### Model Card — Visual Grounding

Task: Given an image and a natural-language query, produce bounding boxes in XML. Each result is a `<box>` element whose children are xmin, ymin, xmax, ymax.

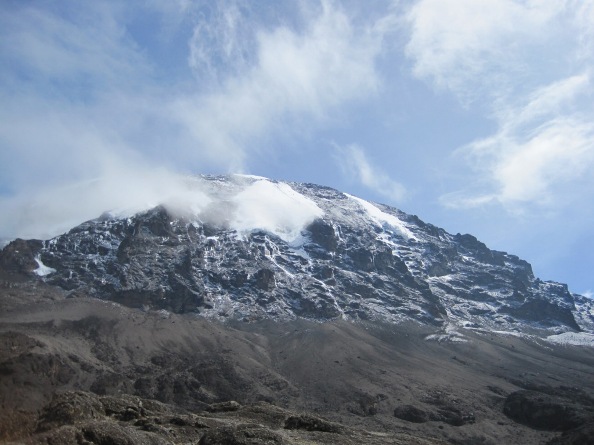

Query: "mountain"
<box><xmin>1</xmin><ymin>175</ymin><xmax>594</xmax><ymax>445</ymax></box>
<box><xmin>2</xmin><ymin>174</ymin><xmax>593</xmax><ymax>336</ymax></box>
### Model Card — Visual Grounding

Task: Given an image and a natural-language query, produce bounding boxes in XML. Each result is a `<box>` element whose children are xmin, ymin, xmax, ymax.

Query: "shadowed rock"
<box><xmin>394</xmin><ymin>405</ymin><xmax>429</xmax><ymax>423</ymax></box>
<box><xmin>284</xmin><ymin>414</ymin><xmax>343</xmax><ymax>433</ymax></box>
<box><xmin>503</xmin><ymin>390</ymin><xmax>589</xmax><ymax>431</ymax></box>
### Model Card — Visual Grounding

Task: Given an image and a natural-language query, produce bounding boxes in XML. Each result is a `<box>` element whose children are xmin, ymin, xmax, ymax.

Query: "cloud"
<box><xmin>230</xmin><ymin>179</ymin><xmax>323</xmax><ymax>243</ymax></box>
<box><xmin>0</xmin><ymin>172</ymin><xmax>323</xmax><ymax>245</ymax></box>
<box><xmin>174</xmin><ymin>0</ymin><xmax>389</xmax><ymax>169</ymax></box>
<box><xmin>499</xmin><ymin>73</ymin><xmax>591</xmax><ymax>131</ymax></box>
<box><xmin>0</xmin><ymin>1</ymin><xmax>158</xmax><ymax>193</ymax></box>
<box><xmin>0</xmin><ymin>0</ymin><xmax>397</xmax><ymax>240</ymax></box>
<box><xmin>441</xmin><ymin>74</ymin><xmax>594</xmax><ymax>209</ymax></box>
<box><xmin>0</xmin><ymin>167</ymin><xmax>212</xmax><ymax>241</ymax></box>
<box><xmin>0</xmin><ymin>3</ymin><xmax>148</xmax><ymax>92</ymax></box>
<box><xmin>334</xmin><ymin>144</ymin><xmax>406</xmax><ymax>202</ymax></box>
<box><xmin>405</xmin><ymin>0</ymin><xmax>565</xmax><ymax>100</ymax></box>
<box><xmin>1</xmin><ymin>0</ymin><xmax>393</xmax><ymax>183</ymax></box>
<box><xmin>405</xmin><ymin>1</ymin><xmax>594</xmax><ymax>213</ymax></box>
<box><xmin>187</xmin><ymin>0</ymin><xmax>257</xmax><ymax>83</ymax></box>
<box><xmin>493</xmin><ymin>119</ymin><xmax>594</xmax><ymax>205</ymax></box>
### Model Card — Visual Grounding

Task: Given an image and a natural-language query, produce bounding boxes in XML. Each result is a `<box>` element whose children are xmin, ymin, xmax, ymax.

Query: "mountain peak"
<box><xmin>1</xmin><ymin>175</ymin><xmax>592</xmax><ymax>338</ymax></box>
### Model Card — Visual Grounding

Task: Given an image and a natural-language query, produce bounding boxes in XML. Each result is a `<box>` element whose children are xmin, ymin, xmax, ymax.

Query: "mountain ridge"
<box><xmin>1</xmin><ymin>174</ymin><xmax>592</xmax><ymax>339</ymax></box>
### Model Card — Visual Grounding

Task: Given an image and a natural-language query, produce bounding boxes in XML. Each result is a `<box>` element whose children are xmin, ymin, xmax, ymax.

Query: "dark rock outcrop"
<box><xmin>394</xmin><ymin>404</ymin><xmax>475</xmax><ymax>426</ymax></box>
<box><xmin>503</xmin><ymin>390</ymin><xmax>590</xmax><ymax>431</ymax></box>
<box><xmin>284</xmin><ymin>414</ymin><xmax>343</xmax><ymax>433</ymax></box>
<box><xmin>207</xmin><ymin>400</ymin><xmax>242</xmax><ymax>413</ymax></box>
<box><xmin>199</xmin><ymin>425</ymin><xmax>286</xmax><ymax>445</ymax></box>
<box><xmin>393</xmin><ymin>405</ymin><xmax>429</xmax><ymax>423</ymax></box>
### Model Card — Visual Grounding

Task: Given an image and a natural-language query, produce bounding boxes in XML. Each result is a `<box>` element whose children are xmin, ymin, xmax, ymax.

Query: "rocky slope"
<box><xmin>1</xmin><ymin>175</ymin><xmax>592</xmax><ymax>336</ymax></box>
<box><xmin>1</xmin><ymin>295</ymin><xmax>593</xmax><ymax>445</ymax></box>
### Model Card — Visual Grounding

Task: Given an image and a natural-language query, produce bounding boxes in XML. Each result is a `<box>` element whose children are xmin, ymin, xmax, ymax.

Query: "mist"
<box><xmin>0</xmin><ymin>172</ymin><xmax>324</xmax><ymax>248</ymax></box>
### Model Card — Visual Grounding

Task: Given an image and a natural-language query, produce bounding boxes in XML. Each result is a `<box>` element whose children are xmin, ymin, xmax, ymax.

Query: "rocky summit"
<box><xmin>2</xmin><ymin>175</ymin><xmax>592</xmax><ymax>334</ymax></box>
<box><xmin>1</xmin><ymin>175</ymin><xmax>593</xmax><ymax>445</ymax></box>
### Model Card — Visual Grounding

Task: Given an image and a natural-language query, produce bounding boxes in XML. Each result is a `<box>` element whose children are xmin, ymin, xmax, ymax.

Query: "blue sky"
<box><xmin>1</xmin><ymin>0</ymin><xmax>593</xmax><ymax>297</ymax></box>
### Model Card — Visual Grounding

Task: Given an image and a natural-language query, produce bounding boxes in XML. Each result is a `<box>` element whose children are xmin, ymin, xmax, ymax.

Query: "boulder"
<box><xmin>503</xmin><ymin>390</ymin><xmax>587</xmax><ymax>431</ymax></box>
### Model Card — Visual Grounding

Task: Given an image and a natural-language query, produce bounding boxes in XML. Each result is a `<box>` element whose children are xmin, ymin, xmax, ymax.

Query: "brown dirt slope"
<box><xmin>1</xmin><ymin>283</ymin><xmax>593</xmax><ymax>444</ymax></box>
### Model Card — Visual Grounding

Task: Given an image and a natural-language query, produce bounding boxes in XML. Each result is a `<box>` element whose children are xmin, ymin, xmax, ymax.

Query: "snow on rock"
<box><xmin>7</xmin><ymin>174</ymin><xmax>590</xmax><ymax>335</ymax></box>
<box><xmin>345</xmin><ymin>194</ymin><xmax>417</xmax><ymax>240</ymax></box>
<box><xmin>425</xmin><ymin>324</ymin><xmax>468</xmax><ymax>343</ymax></box>
<box><xmin>229</xmin><ymin>180</ymin><xmax>323</xmax><ymax>244</ymax></box>
<box><xmin>87</xmin><ymin>176</ymin><xmax>323</xmax><ymax>246</ymax></box>
<box><xmin>546</xmin><ymin>332</ymin><xmax>594</xmax><ymax>347</ymax></box>
<box><xmin>232</xmin><ymin>173</ymin><xmax>269</xmax><ymax>181</ymax></box>
<box><xmin>33</xmin><ymin>256</ymin><xmax>56</xmax><ymax>276</ymax></box>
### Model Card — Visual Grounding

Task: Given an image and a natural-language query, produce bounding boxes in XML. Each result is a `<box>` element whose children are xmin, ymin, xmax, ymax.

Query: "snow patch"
<box><xmin>232</xmin><ymin>173</ymin><xmax>268</xmax><ymax>181</ymax></box>
<box><xmin>546</xmin><ymin>332</ymin><xmax>594</xmax><ymax>346</ymax></box>
<box><xmin>346</xmin><ymin>194</ymin><xmax>416</xmax><ymax>240</ymax></box>
<box><xmin>229</xmin><ymin>180</ymin><xmax>323</xmax><ymax>243</ymax></box>
<box><xmin>425</xmin><ymin>333</ymin><xmax>468</xmax><ymax>343</ymax></box>
<box><xmin>34</xmin><ymin>256</ymin><xmax>56</xmax><ymax>276</ymax></box>
<box><xmin>487</xmin><ymin>330</ymin><xmax>528</xmax><ymax>338</ymax></box>
<box><xmin>156</xmin><ymin>309</ymin><xmax>171</xmax><ymax>319</ymax></box>
<box><xmin>425</xmin><ymin>324</ymin><xmax>468</xmax><ymax>343</ymax></box>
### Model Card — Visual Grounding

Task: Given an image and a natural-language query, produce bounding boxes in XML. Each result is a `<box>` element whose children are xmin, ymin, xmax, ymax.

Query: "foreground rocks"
<box><xmin>6</xmin><ymin>390</ymin><xmax>444</xmax><ymax>445</ymax></box>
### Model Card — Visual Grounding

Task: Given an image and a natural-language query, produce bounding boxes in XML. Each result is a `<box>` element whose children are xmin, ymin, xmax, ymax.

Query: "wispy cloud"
<box><xmin>442</xmin><ymin>74</ymin><xmax>594</xmax><ymax>209</ymax></box>
<box><xmin>187</xmin><ymin>0</ymin><xmax>257</xmax><ymax>84</ymax></box>
<box><xmin>405</xmin><ymin>0</ymin><xmax>594</xmax><ymax>212</ymax></box>
<box><xmin>405</xmin><ymin>0</ymin><xmax>565</xmax><ymax>101</ymax></box>
<box><xmin>174</xmin><ymin>0</ymin><xmax>390</xmax><ymax>170</ymax></box>
<box><xmin>1</xmin><ymin>0</ymin><xmax>392</xmax><ymax>182</ymax></box>
<box><xmin>0</xmin><ymin>0</ymin><xmax>395</xmax><ymax>239</ymax></box>
<box><xmin>0</xmin><ymin>165</ymin><xmax>214</xmax><ymax>241</ymax></box>
<box><xmin>0</xmin><ymin>2</ymin><xmax>152</xmax><ymax>193</ymax></box>
<box><xmin>334</xmin><ymin>144</ymin><xmax>406</xmax><ymax>202</ymax></box>
<box><xmin>0</xmin><ymin>3</ymin><xmax>148</xmax><ymax>92</ymax></box>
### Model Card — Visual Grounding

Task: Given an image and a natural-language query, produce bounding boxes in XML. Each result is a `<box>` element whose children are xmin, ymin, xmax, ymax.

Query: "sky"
<box><xmin>1</xmin><ymin>0</ymin><xmax>593</xmax><ymax>297</ymax></box>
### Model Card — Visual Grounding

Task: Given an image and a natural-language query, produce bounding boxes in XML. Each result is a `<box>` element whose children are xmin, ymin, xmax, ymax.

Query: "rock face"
<box><xmin>1</xmin><ymin>175</ymin><xmax>592</xmax><ymax>335</ymax></box>
<box><xmin>503</xmin><ymin>389</ymin><xmax>594</xmax><ymax>431</ymax></box>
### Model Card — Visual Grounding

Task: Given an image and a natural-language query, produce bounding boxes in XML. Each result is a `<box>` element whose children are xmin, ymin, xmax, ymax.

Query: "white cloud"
<box><xmin>499</xmin><ymin>73</ymin><xmax>591</xmax><ymax>131</ymax></box>
<box><xmin>0</xmin><ymin>3</ymin><xmax>147</xmax><ymax>91</ymax></box>
<box><xmin>230</xmin><ymin>179</ymin><xmax>323</xmax><ymax>243</ymax></box>
<box><xmin>441</xmin><ymin>74</ymin><xmax>594</xmax><ymax>209</ymax></box>
<box><xmin>405</xmin><ymin>1</ymin><xmax>594</xmax><ymax>213</ymax></box>
<box><xmin>494</xmin><ymin>120</ymin><xmax>594</xmax><ymax>204</ymax></box>
<box><xmin>188</xmin><ymin>1</ymin><xmax>256</xmax><ymax>83</ymax></box>
<box><xmin>1</xmin><ymin>0</ymin><xmax>392</xmax><ymax>181</ymax></box>
<box><xmin>405</xmin><ymin>0</ymin><xmax>564</xmax><ymax>100</ymax></box>
<box><xmin>174</xmin><ymin>0</ymin><xmax>388</xmax><ymax>169</ymax></box>
<box><xmin>335</xmin><ymin>144</ymin><xmax>406</xmax><ymax>202</ymax></box>
<box><xmin>0</xmin><ymin>167</ymin><xmax>212</xmax><ymax>241</ymax></box>
<box><xmin>0</xmin><ymin>1</ymin><xmax>160</xmax><ymax>192</ymax></box>
<box><xmin>0</xmin><ymin>1</ymin><xmax>396</xmax><ymax>240</ymax></box>
<box><xmin>574</xmin><ymin>1</ymin><xmax>594</xmax><ymax>62</ymax></box>
<box><xmin>0</xmin><ymin>174</ymin><xmax>323</xmax><ymax>245</ymax></box>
